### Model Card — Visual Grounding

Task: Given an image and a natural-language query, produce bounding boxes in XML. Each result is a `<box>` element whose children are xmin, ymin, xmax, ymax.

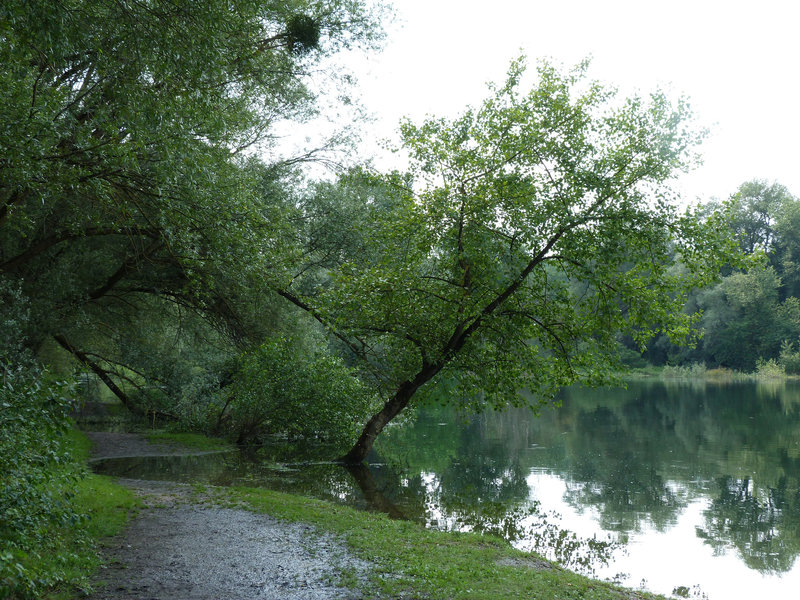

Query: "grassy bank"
<box><xmin>205</xmin><ymin>485</ymin><xmax>666</xmax><ymax>600</ymax></box>
<box><xmin>45</xmin><ymin>432</ymin><xmax>662</xmax><ymax>600</ymax></box>
<box><xmin>45</xmin><ymin>429</ymin><xmax>666</xmax><ymax>599</ymax></box>
<box><xmin>626</xmin><ymin>361</ymin><xmax>800</xmax><ymax>381</ymax></box>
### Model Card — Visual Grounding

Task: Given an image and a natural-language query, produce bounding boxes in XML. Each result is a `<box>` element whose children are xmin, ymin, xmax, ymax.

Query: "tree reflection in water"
<box><xmin>92</xmin><ymin>380</ymin><xmax>800</xmax><ymax>582</ymax></box>
<box><xmin>698</xmin><ymin>475</ymin><xmax>800</xmax><ymax>574</ymax></box>
<box><xmin>373</xmin><ymin>407</ymin><xmax>620</xmax><ymax>573</ymax></box>
<box><xmin>374</xmin><ymin>381</ymin><xmax>800</xmax><ymax>576</ymax></box>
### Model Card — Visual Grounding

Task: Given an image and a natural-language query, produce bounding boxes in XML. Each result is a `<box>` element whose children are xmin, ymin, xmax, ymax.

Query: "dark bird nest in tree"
<box><xmin>286</xmin><ymin>14</ymin><xmax>320</xmax><ymax>53</ymax></box>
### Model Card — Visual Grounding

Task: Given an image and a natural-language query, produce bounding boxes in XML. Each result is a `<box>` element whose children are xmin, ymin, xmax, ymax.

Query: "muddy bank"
<box><xmin>86</xmin><ymin>431</ymin><xmax>227</xmax><ymax>461</ymax></box>
<box><xmin>87</xmin><ymin>433</ymin><xmax>371</xmax><ymax>600</ymax></box>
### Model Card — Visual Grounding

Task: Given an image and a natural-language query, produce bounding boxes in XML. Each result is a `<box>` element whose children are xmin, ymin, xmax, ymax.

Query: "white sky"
<box><xmin>342</xmin><ymin>0</ymin><xmax>800</xmax><ymax>204</ymax></box>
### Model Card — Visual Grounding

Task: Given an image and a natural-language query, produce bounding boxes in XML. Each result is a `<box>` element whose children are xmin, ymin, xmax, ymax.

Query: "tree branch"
<box><xmin>53</xmin><ymin>334</ymin><xmax>178</xmax><ymax>421</ymax></box>
<box><xmin>0</xmin><ymin>227</ymin><xmax>159</xmax><ymax>273</ymax></box>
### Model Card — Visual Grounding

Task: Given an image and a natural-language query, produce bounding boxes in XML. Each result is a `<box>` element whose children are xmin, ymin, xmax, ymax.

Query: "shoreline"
<box><xmin>78</xmin><ymin>430</ymin><xmax>669</xmax><ymax>600</ymax></box>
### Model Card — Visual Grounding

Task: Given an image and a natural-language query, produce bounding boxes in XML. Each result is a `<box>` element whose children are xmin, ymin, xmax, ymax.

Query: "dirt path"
<box><xmin>86</xmin><ymin>433</ymin><xmax>371</xmax><ymax>600</ymax></box>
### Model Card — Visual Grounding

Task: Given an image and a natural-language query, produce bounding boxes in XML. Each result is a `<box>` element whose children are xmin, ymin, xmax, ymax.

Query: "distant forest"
<box><xmin>623</xmin><ymin>180</ymin><xmax>800</xmax><ymax>374</ymax></box>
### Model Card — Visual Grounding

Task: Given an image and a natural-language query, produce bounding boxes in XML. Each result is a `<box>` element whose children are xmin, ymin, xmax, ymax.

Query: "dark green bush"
<box><xmin>0</xmin><ymin>363</ymin><xmax>81</xmax><ymax>598</ymax></box>
<box><xmin>217</xmin><ymin>338</ymin><xmax>377</xmax><ymax>447</ymax></box>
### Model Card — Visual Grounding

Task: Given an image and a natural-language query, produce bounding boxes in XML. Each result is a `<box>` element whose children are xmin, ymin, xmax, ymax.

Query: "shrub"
<box><xmin>616</xmin><ymin>345</ymin><xmax>649</xmax><ymax>369</ymax></box>
<box><xmin>755</xmin><ymin>358</ymin><xmax>785</xmax><ymax>379</ymax></box>
<box><xmin>662</xmin><ymin>362</ymin><xmax>707</xmax><ymax>378</ymax></box>
<box><xmin>0</xmin><ymin>363</ymin><xmax>82</xmax><ymax>598</ymax></box>
<box><xmin>779</xmin><ymin>340</ymin><xmax>800</xmax><ymax>375</ymax></box>
<box><xmin>217</xmin><ymin>338</ymin><xmax>377</xmax><ymax>447</ymax></box>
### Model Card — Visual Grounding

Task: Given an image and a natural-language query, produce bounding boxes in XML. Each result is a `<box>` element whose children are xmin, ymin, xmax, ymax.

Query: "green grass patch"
<box><xmin>74</xmin><ymin>474</ymin><xmax>139</xmax><ymax>540</ymax></box>
<box><xmin>66</xmin><ymin>428</ymin><xmax>94</xmax><ymax>462</ymax></box>
<box><xmin>145</xmin><ymin>431</ymin><xmax>233</xmax><ymax>451</ymax></box>
<box><xmin>30</xmin><ymin>474</ymin><xmax>139</xmax><ymax>600</ymax></box>
<box><xmin>220</xmin><ymin>486</ymin><xmax>666</xmax><ymax>600</ymax></box>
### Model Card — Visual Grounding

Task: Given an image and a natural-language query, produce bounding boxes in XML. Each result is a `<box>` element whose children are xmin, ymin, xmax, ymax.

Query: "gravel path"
<box><xmin>86</xmin><ymin>433</ymin><xmax>371</xmax><ymax>600</ymax></box>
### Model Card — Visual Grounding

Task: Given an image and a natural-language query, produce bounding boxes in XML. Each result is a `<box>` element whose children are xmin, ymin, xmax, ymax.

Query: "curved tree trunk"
<box><xmin>54</xmin><ymin>334</ymin><xmax>141</xmax><ymax>415</ymax></box>
<box><xmin>53</xmin><ymin>334</ymin><xmax>177</xmax><ymax>422</ymax></box>
<box><xmin>337</xmin><ymin>385</ymin><xmax>413</xmax><ymax>464</ymax></box>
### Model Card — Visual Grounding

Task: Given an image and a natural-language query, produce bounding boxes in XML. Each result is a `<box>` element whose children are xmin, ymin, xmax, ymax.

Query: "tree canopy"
<box><xmin>282</xmin><ymin>58</ymin><xmax>736</xmax><ymax>462</ymax></box>
<box><xmin>641</xmin><ymin>180</ymin><xmax>800</xmax><ymax>371</ymax></box>
<box><xmin>1</xmin><ymin>0</ymin><xmax>383</xmax><ymax>412</ymax></box>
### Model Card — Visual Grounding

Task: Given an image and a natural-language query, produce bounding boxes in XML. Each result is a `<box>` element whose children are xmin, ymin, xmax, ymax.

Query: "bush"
<box><xmin>217</xmin><ymin>338</ymin><xmax>377</xmax><ymax>447</ymax></box>
<box><xmin>779</xmin><ymin>340</ymin><xmax>800</xmax><ymax>375</ymax></box>
<box><xmin>616</xmin><ymin>345</ymin><xmax>649</xmax><ymax>369</ymax></box>
<box><xmin>755</xmin><ymin>358</ymin><xmax>785</xmax><ymax>379</ymax></box>
<box><xmin>0</xmin><ymin>363</ymin><xmax>82</xmax><ymax>598</ymax></box>
<box><xmin>662</xmin><ymin>362</ymin><xmax>707</xmax><ymax>378</ymax></box>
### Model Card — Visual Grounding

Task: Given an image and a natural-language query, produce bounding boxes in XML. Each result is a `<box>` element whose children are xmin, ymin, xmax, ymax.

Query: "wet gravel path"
<box><xmin>86</xmin><ymin>433</ymin><xmax>371</xmax><ymax>600</ymax></box>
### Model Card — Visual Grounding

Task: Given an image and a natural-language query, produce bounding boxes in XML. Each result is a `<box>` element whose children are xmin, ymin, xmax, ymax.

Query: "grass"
<box><xmin>214</xmin><ymin>485</ymin><xmax>666</xmax><ymax>600</ymax></box>
<box><xmin>626</xmin><ymin>362</ymin><xmax>800</xmax><ymax>382</ymax></box>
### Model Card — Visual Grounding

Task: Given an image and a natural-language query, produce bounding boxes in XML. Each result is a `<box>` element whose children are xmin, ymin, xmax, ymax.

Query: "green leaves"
<box><xmin>222</xmin><ymin>337</ymin><xmax>378</xmax><ymax>447</ymax></box>
<box><xmin>0</xmin><ymin>363</ymin><xmax>80</xmax><ymax>599</ymax></box>
<box><xmin>0</xmin><ymin>1</ymin><xmax>385</xmax><ymax>432</ymax></box>
<box><xmin>284</xmin><ymin>57</ymin><xmax>737</xmax><ymax>461</ymax></box>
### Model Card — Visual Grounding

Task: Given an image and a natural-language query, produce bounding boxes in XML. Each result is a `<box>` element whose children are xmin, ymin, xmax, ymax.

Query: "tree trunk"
<box><xmin>54</xmin><ymin>334</ymin><xmax>142</xmax><ymax>414</ymax></box>
<box><xmin>337</xmin><ymin>382</ymin><xmax>414</xmax><ymax>463</ymax></box>
<box><xmin>338</xmin><ymin>363</ymin><xmax>440</xmax><ymax>464</ymax></box>
<box><xmin>53</xmin><ymin>334</ymin><xmax>177</xmax><ymax>421</ymax></box>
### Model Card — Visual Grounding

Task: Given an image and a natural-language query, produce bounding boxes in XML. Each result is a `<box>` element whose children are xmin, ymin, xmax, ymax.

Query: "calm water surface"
<box><xmin>93</xmin><ymin>380</ymin><xmax>800</xmax><ymax>599</ymax></box>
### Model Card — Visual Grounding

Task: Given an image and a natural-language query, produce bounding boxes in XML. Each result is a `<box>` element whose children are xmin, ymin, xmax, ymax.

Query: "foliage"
<box><xmin>0</xmin><ymin>0</ymin><xmax>384</xmax><ymax>416</ymax></box>
<box><xmin>219</xmin><ymin>338</ymin><xmax>378</xmax><ymax>447</ymax></box>
<box><xmin>661</xmin><ymin>362</ymin><xmax>708</xmax><ymax>378</ymax></box>
<box><xmin>755</xmin><ymin>358</ymin><xmax>785</xmax><ymax>379</ymax></box>
<box><xmin>0</xmin><ymin>363</ymin><xmax>82</xmax><ymax>598</ymax></box>
<box><xmin>779</xmin><ymin>340</ymin><xmax>800</xmax><ymax>375</ymax></box>
<box><xmin>0</xmin><ymin>290</ymin><xmax>136</xmax><ymax>598</ymax></box>
<box><xmin>284</xmin><ymin>57</ymin><xmax>737</xmax><ymax>461</ymax></box>
<box><xmin>630</xmin><ymin>179</ymin><xmax>800</xmax><ymax>371</ymax></box>
<box><xmin>695</xmin><ymin>265</ymin><xmax>800</xmax><ymax>371</ymax></box>
<box><xmin>773</xmin><ymin>193</ymin><xmax>800</xmax><ymax>299</ymax></box>
<box><xmin>725</xmin><ymin>180</ymin><xmax>791</xmax><ymax>254</ymax></box>
<box><xmin>3</xmin><ymin>469</ymin><xmax>139</xmax><ymax>600</ymax></box>
<box><xmin>616</xmin><ymin>344</ymin><xmax>651</xmax><ymax>369</ymax></box>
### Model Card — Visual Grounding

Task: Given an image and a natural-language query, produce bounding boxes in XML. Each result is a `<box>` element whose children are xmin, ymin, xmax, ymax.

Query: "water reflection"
<box><xmin>699</xmin><ymin>475</ymin><xmax>800</xmax><ymax>574</ymax></box>
<box><xmin>545</xmin><ymin>381</ymin><xmax>800</xmax><ymax>579</ymax></box>
<box><xmin>375</xmin><ymin>380</ymin><xmax>800</xmax><ymax>597</ymax></box>
<box><xmin>92</xmin><ymin>379</ymin><xmax>800</xmax><ymax>599</ymax></box>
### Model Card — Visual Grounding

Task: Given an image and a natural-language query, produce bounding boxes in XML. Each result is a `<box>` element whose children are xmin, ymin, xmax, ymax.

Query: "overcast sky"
<box><xmin>342</xmin><ymin>0</ymin><xmax>800</xmax><ymax>204</ymax></box>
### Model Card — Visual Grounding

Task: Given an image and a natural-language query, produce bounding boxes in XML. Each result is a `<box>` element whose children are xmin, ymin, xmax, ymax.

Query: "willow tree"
<box><xmin>283</xmin><ymin>59</ymin><xmax>736</xmax><ymax>463</ymax></box>
<box><xmin>0</xmin><ymin>0</ymin><xmax>383</xmax><ymax>409</ymax></box>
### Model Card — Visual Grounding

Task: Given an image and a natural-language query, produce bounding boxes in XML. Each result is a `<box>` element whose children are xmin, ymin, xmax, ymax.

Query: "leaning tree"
<box><xmin>280</xmin><ymin>58</ymin><xmax>737</xmax><ymax>463</ymax></box>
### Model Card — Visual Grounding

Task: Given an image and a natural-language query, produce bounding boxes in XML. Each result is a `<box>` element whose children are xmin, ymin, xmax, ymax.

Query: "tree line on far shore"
<box><xmin>621</xmin><ymin>180</ymin><xmax>800</xmax><ymax>375</ymax></box>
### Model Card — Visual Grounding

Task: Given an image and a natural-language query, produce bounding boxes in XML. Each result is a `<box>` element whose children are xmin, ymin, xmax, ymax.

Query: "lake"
<box><xmin>93</xmin><ymin>380</ymin><xmax>800</xmax><ymax>599</ymax></box>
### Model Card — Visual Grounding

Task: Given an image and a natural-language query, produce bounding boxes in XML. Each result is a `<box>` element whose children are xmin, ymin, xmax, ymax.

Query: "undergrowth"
<box><xmin>0</xmin><ymin>361</ymin><xmax>137</xmax><ymax>599</ymax></box>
